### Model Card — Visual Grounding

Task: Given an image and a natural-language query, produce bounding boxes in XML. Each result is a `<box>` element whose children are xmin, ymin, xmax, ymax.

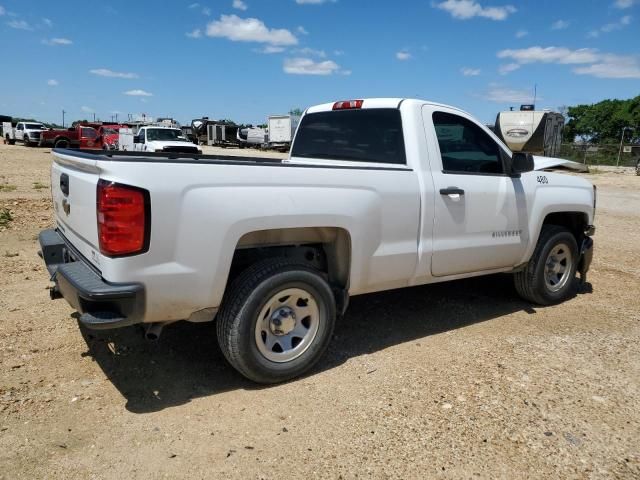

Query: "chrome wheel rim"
<box><xmin>544</xmin><ymin>243</ymin><xmax>573</xmax><ymax>292</ymax></box>
<box><xmin>255</xmin><ymin>288</ymin><xmax>320</xmax><ymax>363</ymax></box>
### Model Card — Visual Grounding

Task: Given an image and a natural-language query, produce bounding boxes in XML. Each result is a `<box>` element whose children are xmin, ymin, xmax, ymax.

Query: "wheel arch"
<box><xmin>227</xmin><ymin>226</ymin><xmax>352</xmax><ymax>312</ymax></box>
<box><xmin>520</xmin><ymin>210</ymin><xmax>590</xmax><ymax>267</ymax></box>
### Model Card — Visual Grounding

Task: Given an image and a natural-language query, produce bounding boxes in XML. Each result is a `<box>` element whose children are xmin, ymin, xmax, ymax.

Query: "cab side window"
<box><xmin>82</xmin><ymin>128</ymin><xmax>97</xmax><ymax>139</ymax></box>
<box><xmin>433</xmin><ymin>112</ymin><xmax>504</xmax><ymax>174</ymax></box>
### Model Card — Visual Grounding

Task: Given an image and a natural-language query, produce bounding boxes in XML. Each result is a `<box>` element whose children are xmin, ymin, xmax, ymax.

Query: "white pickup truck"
<box><xmin>133</xmin><ymin>126</ymin><xmax>202</xmax><ymax>154</ymax></box>
<box><xmin>38</xmin><ymin>98</ymin><xmax>595</xmax><ymax>383</ymax></box>
<box><xmin>3</xmin><ymin>121</ymin><xmax>46</xmax><ymax>146</ymax></box>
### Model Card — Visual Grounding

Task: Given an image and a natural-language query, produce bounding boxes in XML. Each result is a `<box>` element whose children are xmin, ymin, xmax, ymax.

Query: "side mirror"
<box><xmin>511</xmin><ymin>152</ymin><xmax>534</xmax><ymax>176</ymax></box>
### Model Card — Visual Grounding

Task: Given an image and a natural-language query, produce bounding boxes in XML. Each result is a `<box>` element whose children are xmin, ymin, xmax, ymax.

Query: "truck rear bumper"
<box><xmin>38</xmin><ymin>229</ymin><xmax>145</xmax><ymax>330</ymax></box>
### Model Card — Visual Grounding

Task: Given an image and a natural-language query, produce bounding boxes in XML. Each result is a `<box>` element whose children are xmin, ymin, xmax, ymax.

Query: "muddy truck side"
<box><xmin>38</xmin><ymin>98</ymin><xmax>595</xmax><ymax>383</ymax></box>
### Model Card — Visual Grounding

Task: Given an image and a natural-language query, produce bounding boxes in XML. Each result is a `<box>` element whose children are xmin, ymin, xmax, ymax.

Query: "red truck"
<box><xmin>39</xmin><ymin>124</ymin><xmax>102</xmax><ymax>149</ymax></box>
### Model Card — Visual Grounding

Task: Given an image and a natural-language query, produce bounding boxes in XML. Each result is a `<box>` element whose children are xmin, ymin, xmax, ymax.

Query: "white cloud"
<box><xmin>124</xmin><ymin>89</ymin><xmax>153</xmax><ymax>97</ymax></box>
<box><xmin>81</xmin><ymin>106</ymin><xmax>94</xmax><ymax>113</ymax></box>
<box><xmin>202</xmin><ymin>7</ymin><xmax>211</xmax><ymax>16</ymax></box>
<box><xmin>433</xmin><ymin>0</ymin><xmax>516</xmax><ymax>21</ymax></box>
<box><xmin>295</xmin><ymin>0</ymin><xmax>337</xmax><ymax>4</ymax></box>
<box><xmin>499</xmin><ymin>63</ymin><xmax>520</xmax><ymax>75</ymax></box>
<box><xmin>590</xmin><ymin>15</ymin><xmax>633</xmax><ymax>37</ymax></box>
<box><xmin>189</xmin><ymin>3</ymin><xmax>200</xmax><ymax>8</ymax></box>
<box><xmin>283</xmin><ymin>57</ymin><xmax>341</xmax><ymax>75</ymax></box>
<box><xmin>47</xmin><ymin>79</ymin><xmax>59</xmax><ymax>86</ymax></box>
<box><xmin>0</xmin><ymin>6</ymin><xmax>5</xmax><ymax>15</ymax></box>
<box><xmin>42</xmin><ymin>18</ymin><xmax>52</xmax><ymax>27</ymax></box>
<box><xmin>297</xmin><ymin>25</ymin><xmax>308</xmax><ymax>35</ymax></box>
<box><xmin>396</xmin><ymin>51</ymin><xmax>411</xmax><ymax>61</ymax></box>
<box><xmin>574</xmin><ymin>55</ymin><xmax>640</xmax><ymax>79</ymax></box>
<box><xmin>551</xmin><ymin>19</ymin><xmax>569</xmax><ymax>30</ymax></box>
<box><xmin>334</xmin><ymin>49</ymin><xmax>345</xmax><ymax>56</ymax></box>
<box><xmin>42</xmin><ymin>37</ymin><xmax>73</xmax><ymax>46</ymax></box>
<box><xmin>206</xmin><ymin>14</ymin><xmax>298</xmax><ymax>46</ymax></box>
<box><xmin>294</xmin><ymin>47</ymin><xmax>326</xmax><ymax>57</ymax></box>
<box><xmin>497</xmin><ymin>46</ymin><xmax>640</xmax><ymax>79</ymax></box>
<box><xmin>515</xmin><ymin>29</ymin><xmax>528</xmax><ymax>38</ymax></box>
<box><xmin>254</xmin><ymin>45</ymin><xmax>286</xmax><ymax>54</ymax></box>
<box><xmin>90</xmin><ymin>68</ymin><xmax>138</xmax><ymax>79</ymax></box>
<box><xmin>614</xmin><ymin>0</ymin><xmax>635</xmax><ymax>8</ymax></box>
<box><xmin>482</xmin><ymin>85</ymin><xmax>538</xmax><ymax>103</ymax></box>
<box><xmin>461</xmin><ymin>67</ymin><xmax>481</xmax><ymax>76</ymax></box>
<box><xmin>186</xmin><ymin>28</ymin><xmax>203</xmax><ymax>38</ymax></box>
<box><xmin>233</xmin><ymin>0</ymin><xmax>248</xmax><ymax>10</ymax></box>
<box><xmin>497</xmin><ymin>46</ymin><xmax>600</xmax><ymax>64</ymax></box>
<box><xmin>7</xmin><ymin>19</ymin><xmax>32</xmax><ymax>30</ymax></box>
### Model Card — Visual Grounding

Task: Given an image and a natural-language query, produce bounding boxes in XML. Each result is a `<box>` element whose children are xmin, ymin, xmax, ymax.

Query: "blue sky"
<box><xmin>1</xmin><ymin>0</ymin><xmax>639</xmax><ymax>126</ymax></box>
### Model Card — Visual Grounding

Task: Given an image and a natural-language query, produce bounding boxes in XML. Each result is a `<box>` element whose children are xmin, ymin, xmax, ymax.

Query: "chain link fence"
<box><xmin>558</xmin><ymin>143</ymin><xmax>640</xmax><ymax>167</ymax></box>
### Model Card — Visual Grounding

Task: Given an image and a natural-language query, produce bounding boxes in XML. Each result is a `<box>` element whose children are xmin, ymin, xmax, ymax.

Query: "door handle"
<box><xmin>439</xmin><ymin>187</ymin><xmax>465</xmax><ymax>196</ymax></box>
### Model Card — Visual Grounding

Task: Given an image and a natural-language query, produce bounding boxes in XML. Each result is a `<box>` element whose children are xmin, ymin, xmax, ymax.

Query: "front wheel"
<box><xmin>514</xmin><ymin>225</ymin><xmax>579</xmax><ymax>305</ymax></box>
<box><xmin>216</xmin><ymin>258</ymin><xmax>336</xmax><ymax>383</ymax></box>
<box><xmin>23</xmin><ymin>136</ymin><xmax>31</xmax><ymax>147</ymax></box>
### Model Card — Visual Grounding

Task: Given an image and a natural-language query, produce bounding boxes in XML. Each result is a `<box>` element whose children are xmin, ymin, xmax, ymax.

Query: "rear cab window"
<box><xmin>291</xmin><ymin>109</ymin><xmax>406</xmax><ymax>165</ymax></box>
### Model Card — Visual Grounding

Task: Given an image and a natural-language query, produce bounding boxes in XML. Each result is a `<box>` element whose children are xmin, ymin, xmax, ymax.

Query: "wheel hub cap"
<box><xmin>255</xmin><ymin>287</ymin><xmax>320</xmax><ymax>363</ymax></box>
<box><xmin>270</xmin><ymin>307</ymin><xmax>296</xmax><ymax>336</ymax></box>
<box><xmin>544</xmin><ymin>243</ymin><xmax>573</xmax><ymax>293</ymax></box>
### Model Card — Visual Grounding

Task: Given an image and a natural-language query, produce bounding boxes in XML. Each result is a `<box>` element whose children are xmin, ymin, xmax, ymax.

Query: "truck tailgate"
<box><xmin>51</xmin><ymin>150</ymin><xmax>102</xmax><ymax>269</ymax></box>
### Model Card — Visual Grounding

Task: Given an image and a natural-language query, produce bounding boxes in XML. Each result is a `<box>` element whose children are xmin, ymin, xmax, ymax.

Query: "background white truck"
<box><xmin>3</xmin><ymin>121</ymin><xmax>46</xmax><ymax>146</ymax></box>
<box><xmin>133</xmin><ymin>126</ymin><xmax>202</xmax><ymax>154</ymax></box>
<box><xmin>39</xmin><ymin>98</ymin><xmax>595</xmax><ymax>383</ymax></box>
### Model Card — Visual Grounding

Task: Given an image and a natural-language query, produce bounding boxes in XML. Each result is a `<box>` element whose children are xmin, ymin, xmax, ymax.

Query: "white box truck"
<box><xmin>268</xmin><ymin>115</ymin><xmax>299</xmax><ymax>151</ymax></box>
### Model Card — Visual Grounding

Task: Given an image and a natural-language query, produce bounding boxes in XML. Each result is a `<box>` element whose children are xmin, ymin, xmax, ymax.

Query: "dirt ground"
<box><xmin>1</xmin><ymin>143</ymin><xmax>639</xmax><ymax>479</ymax></box>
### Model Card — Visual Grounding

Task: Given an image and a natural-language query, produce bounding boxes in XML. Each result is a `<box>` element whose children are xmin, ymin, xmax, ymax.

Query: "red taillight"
<box><xmin>97</xmin><ymin>180</ymin><xmax>149</xmax><ymax>257</ymax></box>
<box><xmin>332</xmin><ymin>99</ymin><xmax>363</xmax><ymax>110</ymax></box>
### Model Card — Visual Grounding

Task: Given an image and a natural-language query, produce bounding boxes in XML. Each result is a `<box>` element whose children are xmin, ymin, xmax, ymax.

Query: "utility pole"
<box><xmin>93</xmin><ymin>113</ymin><xmax>96</xmax><ymax>122</ymax></box>
<box><xmin>62</xmin><ymin>109</ymin><xmax>66</xmax><ymax>128</ymax></box>
<box><xmin>617</xmin><ymin>127</ymin><xmax>634</xmax><ymax>167</ymax></box>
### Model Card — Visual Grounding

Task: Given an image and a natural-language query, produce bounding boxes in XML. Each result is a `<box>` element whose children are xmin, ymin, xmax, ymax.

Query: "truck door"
<box><xmin>133</xmin><ymin>129</ymin><xmax>145</xmax><ymax>151</ymax></box>
<box><xmin>16</xmin><ymin>123</ymin><xmax>24</xmax><ymax>141</ymax></box>
<box><xmin>79</xmin><ymin>127</ymin><xmax>98</xmax><ymax>149</ymax></box>
<box><xmin>423</xmin><ymin>105</ymin><xmax>528</xmax><ymax>277</ymax></box>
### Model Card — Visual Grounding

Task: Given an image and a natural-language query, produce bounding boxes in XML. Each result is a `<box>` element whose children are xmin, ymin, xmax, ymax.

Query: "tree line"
<box><xmin>563</xmin><ymin>95</ymin><xmax>639</xmax><ymax>144</ymax></box>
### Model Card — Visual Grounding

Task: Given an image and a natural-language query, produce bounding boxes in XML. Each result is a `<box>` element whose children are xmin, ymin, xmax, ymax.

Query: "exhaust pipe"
<box><xmin>49</xmin><ymin>286</ymin><xmax>62</xmax><ymax>300</ymax></box>
<box><xmin>144</xmin><ymin>323</ymin><xmax>164</xmax><ymax>341</ymax></box>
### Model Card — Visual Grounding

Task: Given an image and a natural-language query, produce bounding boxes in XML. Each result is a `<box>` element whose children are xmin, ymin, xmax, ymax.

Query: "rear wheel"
<box><xmin>514</xmin><ymin>225</ymin><xmax>578</xmax><ymax>305</ymax></box>
<box><xmin>216</xmin><ymin>258</ymin><xmax>336</xmax><ymax>383</ymax></box>
<box><xmin>54</xmin><ymin>138</ymin><xmax>69</xmax><ymax>148</ymax></box>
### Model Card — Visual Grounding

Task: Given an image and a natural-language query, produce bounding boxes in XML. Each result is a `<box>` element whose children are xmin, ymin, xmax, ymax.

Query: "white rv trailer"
<box><xmin>495</xmin><ymin>105</ymin><xmax>564</xmax><ymax>157</ymax></box>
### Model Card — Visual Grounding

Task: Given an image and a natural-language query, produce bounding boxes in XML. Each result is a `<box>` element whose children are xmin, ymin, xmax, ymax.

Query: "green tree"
<box><xmin>289</xmin><ymin>108</ymin><xmax>304</xmax><ymax>116</ymax></box>
<box><xmin>564</xmin><ymin>95</ymin><xmax>640</xmax><ymax>143</ymax></box>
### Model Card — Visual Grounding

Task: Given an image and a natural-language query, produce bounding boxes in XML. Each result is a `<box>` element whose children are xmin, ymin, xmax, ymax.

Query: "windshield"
<box><xmin>146</xmin><ymin>128</ymin><xmax>185</xmax><ymax>141</ymax></box>
<box><xmin>26</xmin><ymin>123</ymin><xmax>45</xmax><ymax>130</ymax></box>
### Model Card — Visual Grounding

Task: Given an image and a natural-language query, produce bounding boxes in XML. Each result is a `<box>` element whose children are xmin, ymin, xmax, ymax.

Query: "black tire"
<box><xmin>54</xmin><ymin>138</ymin><xmax>69</xmax><ymax>148</ymax></box>
<box><xmin>216</xmin><ymin>258</ymin><xmax>336</xmax><ymax>384</ymax></box>
<box><xmin>636</xmin><ymin>160</ymin><xmax>640</xmax><ymax>176</ymax></box>
<box><xmin>514</xmin><ymin>225</ymin><xmax>579</xmax><ymax>305</ymax></box>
